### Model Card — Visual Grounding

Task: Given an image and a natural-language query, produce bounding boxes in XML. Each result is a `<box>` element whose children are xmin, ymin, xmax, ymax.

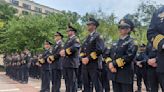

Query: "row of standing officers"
<box><xmin>3</xmin><ymin>5</ymin><xmax>164</xmax><ymax>92</ymax></box>
<box><xmin>38</xmin><ymin>6</ymin><xmax>164</xmax><ymax>92</ymax></box>
<box><xmin>4</xmin><ymin>50</ymin><xmax>30</xmax><ymax>84</ymax></box>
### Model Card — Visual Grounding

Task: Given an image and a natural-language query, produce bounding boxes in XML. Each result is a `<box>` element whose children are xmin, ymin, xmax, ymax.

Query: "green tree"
<box><xmin>0</xmin><ymin>3</ymin><xmax>16</xmax><ymax>53</ymax></box>
<box><xmin>1</xmin><ymin>11</ymin><xmax>82</xmax><ymax>53</ymax></box>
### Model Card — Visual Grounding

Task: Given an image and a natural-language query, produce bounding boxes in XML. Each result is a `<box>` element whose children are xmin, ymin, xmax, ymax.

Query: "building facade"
<box><xmin>4</xmin><ymin>0</ymin><xmax>59</xmax><ymax>15</ymax></box>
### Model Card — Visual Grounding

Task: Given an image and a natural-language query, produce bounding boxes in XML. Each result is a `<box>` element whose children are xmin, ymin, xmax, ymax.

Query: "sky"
<box><xmin>33</xmin><ymin>0</ymin><xmax>164</xmax><ymax>19</ymax></box>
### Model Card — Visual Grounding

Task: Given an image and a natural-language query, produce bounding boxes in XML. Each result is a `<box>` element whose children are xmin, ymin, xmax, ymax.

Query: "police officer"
<box><xmin>11</xmin><ymin>54</ymin><xmax>15</xmax><ymax>79</ymax></box>
<box><xmin>30</xmin><ymin>55</ymin><xmax>41</xmax><ymax>79</ymax></box>
<box><xmin>10</xmin><ymin>54</ymin><xmax>15</xmax><ymax>79</ymax></box>
<box><xmin>20</xmin><ymin>52</ymin><xmax>29</xmax><ymax>84</ymax></box>
<box><xmin>4</xmin><ymin>55</ymin><xmax>11</xmax><ymax>76</ymax></box>
<box><xmin>50</xmin><ymin>32</ymin><xmax>63</xmax><ymax>92</ymax></box>
<box><xmin>134</xmin><ymin>44</ymin><xmax>150</xmax><ymax>92</ymax></box>
<box><xmin>35</xmin><ymin>55</ymin><xmax>41</xmax><ymax>79</ymax></box>
<box><xmin>16</xmin><ymin>53</ymin><xmax>21</xmax><ymax>82</ymax></box>
<box><xmin>77</xmin><ymin>57</ymin><xmax>83</xmax><ymax>91</ymax></box>
<box><xmin>39</xmin><ymin>40</ymin><xmax>53</xmax><ymax>92</ymax></box>
<box><xmin>102</xmin><ymin>47</ymin><xmax>110</xmax><ymax>92</ymax></box>
<box><xmin>35</xmin><ymin>54</ymin><xmax>42</xmax><ymax>79</ymax></box>
<box><xmin>80</xmin><ymin>18</ymin><xmax>104</xmax><ymax>92</ymax></box>
<box><xmin>107</xmin><ymin>18</ymin><xmax>138</xmax><ymax>92</ymax></box>
<box><xmin>145</xmin><ymin>42</ymin><xmax>160</xmax><ymax>92</ymax></box>
<box><xmin>19</xmin><ymin>53</ymin><xmax>24</xmax><ymax>83</ymax></box>
<box><xmin>147</xmin><ymin>6</ymin><xmax>164</xmax><ymax>91</ymax></box>
<box><xmin>23</xmin><ymin>49</ymin><xmax>31</xmax><ymax>83</ymax></box>
<box><xmin>60</xmin><ymin>25</ymin><xmax>80</xmax><ymax>92</ymax></box>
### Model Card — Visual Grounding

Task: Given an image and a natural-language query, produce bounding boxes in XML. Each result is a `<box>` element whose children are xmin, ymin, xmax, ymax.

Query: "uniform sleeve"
<box><xmin>42</xmin><ymin>50</ymin><xmax>50</xmax><ymax>60</ymax></box>
<box><xmin>145</xmin><ymin>45</ymin><xmax>150</xmax><ymax>61</ymax></box>
<box><xmin>103</xmin><ymin>48</ymin><xmax>112</xmax><ymax>64</ymax></box>
<box><xmin>147</xmin><ymin>11</ymin><xmax>164</xmax><ymax>51</ymax></box>
<box><xmin>65</xmin><ymin>38</ymin><xmax>80</xmax><ymax>56</ymax></box>
<box><xmin>88</xmin><ymin>35</ymin><xmax>105</xmax><ymax>61</ymax></box>
<box><xmin>145</xmin><ymin>43</ymin><xmax>157</xmax><ymax>59</ymax></box>
<box><xmin>145</xmin><ymin>44</ymin><xmax>152</xmax><ymax>63</ymax></box>
<box><xmin>113</xmin><ymin>40</ymin><xmax>138</xmax><ymax>68</ymax></box>
<box><xmin>142</xmin><ymin>53</ymin><xmax>149</xmax><ymax>64</ymax></box>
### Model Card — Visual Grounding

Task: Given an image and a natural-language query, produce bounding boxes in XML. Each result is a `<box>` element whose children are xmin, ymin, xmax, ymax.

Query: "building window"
<box><xmin>22</xmin><ymin>11</ymin><xmax>29</xmax><ymax>15</ymax></box>
<box><xmin>45</xmin><ymin>10</ymin><xmax>50</xmax><ymax>14</ymax></box>
<box><xmin>35</xmin><ymin>7</ymin><xmax>42</xmax><ymax>13</ymax></box>
<box><xmin>11</xmin><ymin>0</ymin><xmax>19</xmax><ymax>6</ymax></box>
<box><xmin>23</xmin><ymin>3</ymin><xmax>31</xmax><ymax>10</ymax></box>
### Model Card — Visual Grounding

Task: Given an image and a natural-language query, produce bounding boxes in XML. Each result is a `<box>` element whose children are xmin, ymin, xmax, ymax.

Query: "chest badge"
<box><xmin>89</xmin><ymin>36</ymin><xmax>94</xmax><ymax>42</ymax></box>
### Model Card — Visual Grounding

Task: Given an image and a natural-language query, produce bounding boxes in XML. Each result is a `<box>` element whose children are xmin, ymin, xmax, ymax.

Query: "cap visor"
<box><xmin>87</xmin><ymin>21</ymin><xmax>95</xmax><ymax>25</ymax></box>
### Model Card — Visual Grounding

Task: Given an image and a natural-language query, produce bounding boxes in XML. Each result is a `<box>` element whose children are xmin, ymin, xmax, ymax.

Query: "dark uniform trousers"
<box><xmin>81</xmin><ymin>32</ymin><xmax>104</xmax><ymax>92</ymax></box>
<box><xmin>77</xmin><ymin>64</ymin><xmax>82</xmax><ymax>89</ymax></box>
<box><xmin>148</xmin><ymin>69</ymin><xmax>164</xmax><ymax>92</ymax></box>
<box><xmin>112</xmin><ymin>81</ymin><xmax>133</xmax><ymax>92</ymax></box>
<box><xmin>111</xmin><ymin>71</ymin><xmax>134</xmax><ymax>92</ymax></box>
<box><xmin>40</xmin><ymin>49</ymin><xmax>52</xmax><ymax>92</ymax></box>
<box><xmin>102</xmin><ymin>48</ymin><xmax>110</xmax><ymax>92</ymax></box>
<box><xmin>41</xmin><ymin>69</ymin><xmax>51</xmax><ymax>92</ymax></box>
<box><xmin>145</xmin><ymin>43</ymin><xmax>159</xmax><ymax>92</ymax></box>
<box><xmin>147</xmin><ymin>68</ymin><xmax>159</xmax><ymax>92</ymax></box>
<box><xmin>62</xmin><ymin>36</ymin><xmax>80</xmax><ymax>92</ymax></box>
<box><xmin>51</xmin><ymin>41</ymin><xmax>63</xmax><ymax>92</ymax></box>
<box><xmin>135</xmin><ymin>52</ymin><xmax>150</xmax><ymax>91</ymax></box>
<box><xmin>136</xmin><ymin>67</ymin><xmax>149</xmax><ymax>91</ymax></box>
<box><xmin>51</xmin><ymin>69</ymin><xmax>61</xmax><ymax>92</ymax></box>
<box><xmin>156</xmin><ymin>52</ymin><xmax>164</xmax><ymax>92</ymax></box>
<box><xmin>101</xmin><ymin>63</ymin><xmax>110</xmax><ymax>92</ymax></box>
<box><xmin>16</xmin><ymin>65</ymin><xmax>20</xmax><ymax>81</ymax></box>
<box><xmin>21</xmin><ymin>64</ymin><xmax>29</xmax><ymax>83</ymax></box>
<box><xmin>82</xmin><ymin>66</ymin><xmax>102</xmax><ymax>92</ymax></box>
<box><xmin>63</xmin><ymin>68</ymin><xmax>77</xmax><ymax>92</ymax></box>
<box><xmin>108</xmin><ymin>36</ymin><xmax>137</xmax><ymax>92</ymax></box>
<box><xmin>157</xmin><ymin>72</ymin><xmax>164</xmax><ymax>92</ymax></box>
<box><xmin>22</xmin><ymin>55</ymin><xmax>30</xmax><ymax>83</ymax></box>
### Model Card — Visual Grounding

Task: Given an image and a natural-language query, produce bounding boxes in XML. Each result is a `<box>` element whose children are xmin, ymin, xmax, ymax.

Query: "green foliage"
<box><xmin>1</xmin><ymin>12</ymin><xmax>82</xmax><ymax>53</ymax></box>
<box><xmin>0</xmin><ymin>0</ymin><xmax>162</xmax><ymax>53</ymax></box>
<box><xmin>0</xmin><ymin>3</ymin><xmax>17</xmax><ymax>53</ymax></box>
<box><xmin>131</xmin><ymin>26</ymin><xmax>148</xmax><ymax>45</ymax></box>
<box><xmin>0</xmin><ymin>3</ymin><xmax>16</xmax><ymax>21</ymax></box>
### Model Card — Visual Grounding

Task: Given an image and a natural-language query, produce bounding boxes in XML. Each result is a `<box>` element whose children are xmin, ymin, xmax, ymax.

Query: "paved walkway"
<box><xmin>0</xmin><ymin>72</ymin><xmax>154</xmax><ymax>92</ymax></box>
